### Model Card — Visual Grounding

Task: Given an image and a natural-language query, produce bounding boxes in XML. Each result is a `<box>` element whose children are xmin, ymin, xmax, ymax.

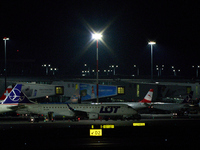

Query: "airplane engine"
<box><xmin>88</xmin><ymin>113</ymin><xmax>99</xmax><ymax>120</ymax></box>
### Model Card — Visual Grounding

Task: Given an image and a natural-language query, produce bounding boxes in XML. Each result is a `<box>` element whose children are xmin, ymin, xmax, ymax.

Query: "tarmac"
<box><xmin>0</xmin><ymin>114</ymin><xmax>200</xmax><ymax>149</ymax></box>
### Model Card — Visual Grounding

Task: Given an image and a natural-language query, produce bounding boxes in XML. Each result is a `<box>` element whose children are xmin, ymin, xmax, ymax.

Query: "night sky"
<box><xmin>1</xmin><ymin>1</ymin><xmax>200</xmax><ymax>77</ymax></box>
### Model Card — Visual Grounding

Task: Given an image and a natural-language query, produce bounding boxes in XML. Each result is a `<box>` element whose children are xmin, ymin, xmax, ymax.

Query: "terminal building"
<box><xmin>0</xmin><ymin>77</ymin><xmax>199</xmax><ymax>104</ymax></box>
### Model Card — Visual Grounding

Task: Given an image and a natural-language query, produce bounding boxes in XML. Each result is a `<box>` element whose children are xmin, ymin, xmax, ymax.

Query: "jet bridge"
<box><xmin>18</xmin><ymin>82</ymin><xmax>64</xmax><ymax>99</ymax></box>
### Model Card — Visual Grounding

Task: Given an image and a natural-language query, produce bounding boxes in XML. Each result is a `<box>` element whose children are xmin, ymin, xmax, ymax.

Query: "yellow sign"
<box><xmin>100</xmin><ymin>125</ymin><xmax>114</xmax><ymax>129</ymax></box>
<box><xmin>133</xmin><ymin>123</ymin><xmax>145</xmax><ymax>126</ymax></box>
<box><xmin>90</xmin><ymin>129</ymin><xmax>102</xmax><ymax>136</ymax></box>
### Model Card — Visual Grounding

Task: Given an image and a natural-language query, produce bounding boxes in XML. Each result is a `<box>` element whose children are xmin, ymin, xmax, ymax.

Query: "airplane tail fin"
<box><xmin>2</xmin><ymin>84</ymin><xmax>22</xmax><ymax>104</ymax></box>
<box><xmin>181</xmin><ymin>91</ymin><xmax>193</xmax><ymax>104</ymax></box>
<box><xmin>0</xmin><ymin>85</ymin><xmax>12</xmax><ymax>101</ymax></box>
<box><xmin>139</xmin><ymin>89</ymin><xmax>153</xmax><ymax>103</ymax></box>
<box><xmin>19</xmin><ymin>91</ymin><xmax>36</xmax><ymax>104</ymax></box>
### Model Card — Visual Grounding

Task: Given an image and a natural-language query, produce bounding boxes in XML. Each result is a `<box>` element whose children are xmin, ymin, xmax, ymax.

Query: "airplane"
<box><xmin>0</xmin><ymin>84</ymin><xmax>22</xmax><ymax>113</ymax></box>
<box><xmin>64</xmin><ymin>89</ymin><xmax>153</xmax><ymax>119</ymax></box>
<box><xmin>18</xmin><ymin>91</ymin><xmax>139</xmax><ymax>121</ymax></box>
<box><xmin>97</xmin><ymin>89</ymin><xmax>153</xmax><ymax>110</ymax></box>
<box><xmin>149</xmin><ymin>91</ymin><xmax>194</xmax><ymax>115</ymax></box>
<box><xmin>17</xmin><ymin>89</ymin><xmax>154</xmax><ymax>121</ymax></box>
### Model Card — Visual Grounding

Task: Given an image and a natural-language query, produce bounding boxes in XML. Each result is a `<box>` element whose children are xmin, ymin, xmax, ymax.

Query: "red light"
<box><xmin>17</xmin><ymin>50</ymin><xmax>19</xmax><ymax>52</ymax></box>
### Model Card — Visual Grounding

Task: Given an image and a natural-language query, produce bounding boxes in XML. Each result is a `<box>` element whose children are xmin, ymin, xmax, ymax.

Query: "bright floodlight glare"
<box><xmin>148</xmin><ymin>41</ymin><xmax>156</xmax><ymax>45</ymax></box>
<box><xmin>3</xmin><ymin>37</ymin><xmax>9</xmax><ymax>40</ymax></box>
<box><xmin>92</xmin><ymin>33</ymin><xmax>102</xmax><ymax>39</ymax></box>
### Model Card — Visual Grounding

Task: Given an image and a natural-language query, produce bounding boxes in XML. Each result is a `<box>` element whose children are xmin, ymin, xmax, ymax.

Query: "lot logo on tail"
<box><xmin>3</xmin><ymin>84</ymin><xmax>22</xmax><ymax>104</ymax></box>
<box><xmin>9</xmin><ymin>88</ymin><xmax>21</xmax><ymax>102</ymax></box>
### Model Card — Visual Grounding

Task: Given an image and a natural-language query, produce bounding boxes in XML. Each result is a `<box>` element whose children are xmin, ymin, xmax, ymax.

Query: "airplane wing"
<box><xmin>66</xmin><ymin>104</ymin><xmax>100</xmax><ymax>119</ymax></box>
<box><xmin>6</xmin><ymin>105</ymin><xmax>20</xmax><ymax>111</ymax></box>
<box><xmin>66</xmin><ymin>104</ymin><xmax>88</xmax><ymax>119</ymax></box>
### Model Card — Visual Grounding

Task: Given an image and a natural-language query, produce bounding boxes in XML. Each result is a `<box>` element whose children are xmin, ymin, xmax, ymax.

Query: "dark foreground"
<box><xmin>0</xmin><ymin>116</ymin><xmax>200</xmax><ymax>149</ymax></box>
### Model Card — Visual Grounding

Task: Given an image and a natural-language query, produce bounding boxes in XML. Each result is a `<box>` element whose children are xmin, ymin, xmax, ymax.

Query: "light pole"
<box><xmin>3</xmin><ymin>37</ymin><xmax>9</xmax><ymax>90</ymax></box>
<box><xmin>109</xmin><ymin>65</ymin><xmax>118</xmax><ymax>75</ymax></box>
<box><xmin>42</xmin><ymin>64</ymin><xmax>51</xmax><ymax>75</ymax></box>
<box><xmin>92</xmin><ymin>33</ymin><xmax>102</xmax><ymax>103</ymax></box>
<box><xmin>134</xmin><ymin>65</ymin><xmax>139</xmax><ymax>76</ymax></box>
<box><xmin>148</xmin><ymin>41</ymin><xmax>156</xmax><ymax>81</ymax></box>
<box><xmin>192</xmin><ymin>65</ymin><xmax>200</xmax><ymax>77</ymax></box>
<box><xmin>156</xmin><ymin>65</ymin><xmax>164</xmax><ymax>77</ymax></box>
<box><xmin>50</xmin><ymin>67</ymin><xmax>57</xmax><ymax>75</ymax></box>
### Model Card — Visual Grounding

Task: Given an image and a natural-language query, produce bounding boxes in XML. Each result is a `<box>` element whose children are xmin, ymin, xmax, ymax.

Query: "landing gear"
<box><xmin>48</xmin><ymin>112</ymin><xmax>54</xmax><ymax>122</ymax></box>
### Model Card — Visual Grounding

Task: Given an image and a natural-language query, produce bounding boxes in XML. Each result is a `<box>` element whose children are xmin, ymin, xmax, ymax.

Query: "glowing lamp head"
<box><xmin>3</xmin><ymin>37</ymin><xmax>9</xmax><ymax>40</ymax></box>
<box><xmin>92</xmin><ymin>33</ymin><xmax>102</xmax><ymax>40</ymax></box>
<box><xmin>148</xmin><ymin>41</ymin><xmax>156</xmax><ymax>45</ymax></box>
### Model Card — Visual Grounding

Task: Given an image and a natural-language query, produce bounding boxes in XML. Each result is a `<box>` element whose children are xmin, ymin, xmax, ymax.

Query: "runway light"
<box><xmin>133</xmin><ymin>123</ymin><xmax>145</xmax><ymax>126</ymax></box>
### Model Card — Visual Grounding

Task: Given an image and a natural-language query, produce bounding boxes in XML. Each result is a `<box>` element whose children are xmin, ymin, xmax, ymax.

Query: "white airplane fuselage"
<box><xmin>25</xmin><ymin>103</ymin><xmax>137</xmax><ymax>119</ymax></box>
<box><xmin>101</xmin><ymin>102</ymin><xmax>148</xmax><ymax>110</ymax></box>
<box><xmin>151</xmin><ymin>102</ymin><xmax>186</xmax><ymax>111</ymax></box>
